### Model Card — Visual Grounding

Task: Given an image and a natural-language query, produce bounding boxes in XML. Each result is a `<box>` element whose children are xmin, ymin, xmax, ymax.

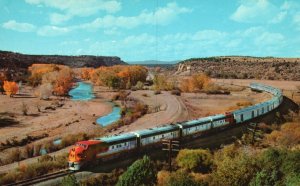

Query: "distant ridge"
<box><xmin>0</xmin><ymin>50</ymin><xmax>126</xmax><ymax>69</ymax></box>
<box><xmin>175</xmin><ymin>56</ymin><xmax>300</xmax><ymax>81</ymax></box>
<box><xmin>128</xmin><ymin>60</ymin><xmax>179</xmax><ymax>65</ymax></box>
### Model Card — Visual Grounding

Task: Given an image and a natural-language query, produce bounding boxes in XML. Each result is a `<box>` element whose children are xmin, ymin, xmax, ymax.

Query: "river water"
<box><xmin>69</xmin><ymin>82</ymin><xmax>121</xmax><ymax>127</ymax></box>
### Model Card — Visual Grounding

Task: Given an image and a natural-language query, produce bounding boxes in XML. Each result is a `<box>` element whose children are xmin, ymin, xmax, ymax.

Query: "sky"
<box><xmin>1</xmin><ymin>0</ymin><xmax>300</xmax><ymax>62</ymax></box>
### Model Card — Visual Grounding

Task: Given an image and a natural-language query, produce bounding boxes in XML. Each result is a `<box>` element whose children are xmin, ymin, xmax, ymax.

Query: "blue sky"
<box><xmin>1</xmin><ymin>0</ymin><xmax>300</xmax><ymax>61</ymax></box>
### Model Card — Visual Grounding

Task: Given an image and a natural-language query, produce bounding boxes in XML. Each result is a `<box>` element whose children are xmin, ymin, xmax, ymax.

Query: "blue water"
<box><xmin>40</xmin><ymin>149</ymin><xmax>47</xmax><ymax>155</ymax></box>
<box><xmin>53</xmin><ymin>138</ymin><xmax>62</xmax><ymax>145</ymax></box>
<box><xmin>69</xmin><ymin>82</ymin><xmax>95</xmax><ymax>101</ymax></box>
<box><xmin>96</xmin><ymin>106</ymin><xmax>121</xmax><ymax>127</ymax></box>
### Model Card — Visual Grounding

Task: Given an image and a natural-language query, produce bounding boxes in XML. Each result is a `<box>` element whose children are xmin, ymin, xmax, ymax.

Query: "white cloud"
<box><xmin>192</xmin><ymin>30</ymin><xmax>227</xmax><ymax>42</ymax></box>
<box><xmin>2</xmin><ymin>20</ymin><xmax>36</xmax><ymax>32</ymax></box>
<box><xmin>80</xmin><ymin>2</ymin><xmax>191</xmax><ymax>29</ymax></box>
<box><xmin>254</xmin><ymin>32</ymin><xmax>285</xmax><ymax>45</ymax></box>
<box><xmin>37</xmin><ymin>25</ymin><xmax>70</xmax><ymax>36</ymax></box>
<box><xmin>25</xmin><ymin>0</ymin><xmax>121</xmax><ymax>24</ymax></box>
<box><xmin>49</xmin><ymin>13</ymin><xmax>72</xmax><ymax>25</ymax></box>
<box><xmin>230</xmin><ymin>0</ymin><xmax>286</xmax><ymax>24</ymax></box>
<box><xmin>293</xmin><ymin>12</ymin><xmax>300</xmax><ymax>30</ymax></box>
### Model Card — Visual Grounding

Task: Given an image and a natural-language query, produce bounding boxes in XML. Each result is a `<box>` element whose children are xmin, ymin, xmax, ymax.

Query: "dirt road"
<box><xmin>109</xmin><ymin>90</ymin><xmax>190</xmax><ymax>135</ymax></box>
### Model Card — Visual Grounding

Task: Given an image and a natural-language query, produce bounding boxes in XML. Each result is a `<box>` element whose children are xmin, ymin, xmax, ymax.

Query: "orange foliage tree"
<box><xmin>28</xmin><ymin>64</ymin><xmax>66</xmax><ymax>87</ymax></box>
<box><xmin>53</xmin><ymin>68</ymin><xmax>74</xmax><ymax>96</ymax></box>
<box><xmin>28</xmin><ymin>64</ymin><xmax>74</xmax><ymax>97</ymax></box>
<box><xmin>3</xmin><ymin>81</ymin><xmax>19</xmax><ymax>97</ymax></box>
<box><xmin>91</xmin><ymin>65</ymin><xmax>148</xmax><ymax>89</ymax></box>
<box><xmin>81</xmin><ymin>68</ymin><xmax>94</xmax><ymax>80</ymax></box>
<box><xmin>180</xmin><ymin>73</ymin><xmax>211</xmax><ymax>92</ymax></box>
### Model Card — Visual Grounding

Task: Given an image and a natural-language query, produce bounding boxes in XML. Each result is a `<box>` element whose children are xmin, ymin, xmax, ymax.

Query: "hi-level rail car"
<box><xmin>68</xmin><ymin>83</ymin><xmax>283</xmax><ymax>170</ymax></box>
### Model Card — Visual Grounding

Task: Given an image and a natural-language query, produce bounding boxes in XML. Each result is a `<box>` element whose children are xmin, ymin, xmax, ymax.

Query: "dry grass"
<box><xmin>0</xmin><ymin>153</ymin><xmax>68</xmax><ymax>185</ymax></box>
<box><xmin>227</xmin><ymin>101</ymin><xmax>253</xmax><ymax>111</ymax></box>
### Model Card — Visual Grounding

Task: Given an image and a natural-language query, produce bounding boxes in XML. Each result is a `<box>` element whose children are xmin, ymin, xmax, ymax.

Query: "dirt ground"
<box><xmin>0</xmin><ymin>85</ymin><xmax>114</xmax><ymax>143</ymax></box>
<box><xmin>181</xmin><ymin>88</ymin><xmax>271</xmax><ymax>118</ymax></box>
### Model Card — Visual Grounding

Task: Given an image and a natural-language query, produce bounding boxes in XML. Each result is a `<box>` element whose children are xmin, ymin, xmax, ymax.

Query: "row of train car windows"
<box><xmin>111</xmin><ymin>142</ymin><xmax>128</xmax><ymax>149</ymax></box>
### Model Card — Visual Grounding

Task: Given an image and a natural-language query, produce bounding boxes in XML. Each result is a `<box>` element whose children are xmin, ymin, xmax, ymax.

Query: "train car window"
<box><xmin>112</xmin><ymin>146</ymin><xmax>114</xmax><ymax>149</ymax></box>
<box><xmin>252</xmin><ymin>111</ymin><xmax>254</xmax><ymax>118</ymax></box>
<box><xmin>262</xmin><ymin>107</ymin><xmax>264</xmax><ymax>113</ymax></box>
<box><xmin>257</xmin><ymin>110</ymin><xmax>259</xmax><ymax>116</ymax></box>
<box><xmin>241</xmin><ymin>114</ymin><xmax>244</xmax><ymax>122</ymax></box>
<box><xmin>153</xmin><ymin>136</ymin><xmax>155</xmax><ymax>140</ymax></box>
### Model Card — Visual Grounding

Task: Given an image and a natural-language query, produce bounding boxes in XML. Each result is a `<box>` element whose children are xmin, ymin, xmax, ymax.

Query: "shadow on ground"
<box><xmin>0</xmin><ymin>112</ymin><xmax>19</xmax><ymax>128</ymax></box>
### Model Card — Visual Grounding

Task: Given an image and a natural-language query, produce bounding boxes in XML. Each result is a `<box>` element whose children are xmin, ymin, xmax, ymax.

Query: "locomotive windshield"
<box><xmin>75</xmin><ymin>143</ymin><xmax>88</xmax><ymax>149</ymax></box>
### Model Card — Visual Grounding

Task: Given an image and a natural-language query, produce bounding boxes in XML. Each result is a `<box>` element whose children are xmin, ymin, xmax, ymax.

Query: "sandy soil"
<box><xmin>213</xmin><ymin>79</ymin><xmax>300</xmax><ymax>91</ymax></box>
<box><xmin>181</xmin><ymin>88</ymin><xmax>271</xmax><ymax>118</ymax></box>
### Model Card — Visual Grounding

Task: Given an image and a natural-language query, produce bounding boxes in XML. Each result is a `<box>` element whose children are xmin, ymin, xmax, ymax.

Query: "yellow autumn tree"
<box><xmin>180</xmin><ymin>74</ymin><xmax>210</xmax><ymax>92</ymax></box>
<box><xmin>3</xmin><ymin>81</ymin><xmax>19</xmax><ymax>97</ymax></box>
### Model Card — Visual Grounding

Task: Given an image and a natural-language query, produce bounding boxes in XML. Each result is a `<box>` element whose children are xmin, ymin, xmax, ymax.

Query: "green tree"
<box><xmin>176</xmin><ymin>149</ymin><xmax>212</xmax><ymax>173</ymax></box>
<box><xmin>211</xmin><ymin>145</ymin><xmax>258</xmax><ymax>186</ymax></box>
<box><xmin>284</xmin><ymin>173</ymin><xmax>300</xmax><ymax>186</ymax></box>
<box><xmin>61</xmin><ymin>174</ymin><xmax>79</xmax><ymax>186</ymax></box>
<box><xmin>166</xmin><ymin>170</ymin><xmax>201</xmax><ymax>186</ymax></box>
<box><xmin>117</xmin><ymin>156</ymin><xmax>157</xmax><ymax>186</ymax></box>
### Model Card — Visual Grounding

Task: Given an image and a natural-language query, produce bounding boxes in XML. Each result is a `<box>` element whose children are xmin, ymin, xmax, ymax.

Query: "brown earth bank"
<box><xmin>175</xmin><ymin>56</ymin><xmax>300</xmax><ymax>80</ymax></box>
<box><xmin>0</xmin><ymin>50</ymin><xmax>126</xmax><ymax>82</ymax></box>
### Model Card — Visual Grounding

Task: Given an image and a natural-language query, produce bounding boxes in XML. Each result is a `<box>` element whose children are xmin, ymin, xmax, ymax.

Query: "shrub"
<box><xmin>21</xmin><ymin>102</ymin><xmax>29</xmax><ymax>115</ymax></box>
<box><xmin>171</xmin><ymin>90</ymin><xmax>181</xmax><ymax>96</ymax></box>
<box><xmin>36</xmin><ymin>83</ymin><xmax>53</xmax><ymax>100</ymax></box>
<box><xmin>39</xmin><ymin>154</ymin><xmax>53</xmax><ymax>162</ymax></box>
<box><xmin>157</xmin><ymin>170</ymin><xmax>170</xmax><ymax>186</ymax></box>
<box><xmin>61</xmin><ymin>174</ymin><xmax>79</xmax><ymax>186</ymax></box>
<box><xmin>80</xmin><ymin>169</ymin><xmax>124</xmax><ymax>186</ymax></box>
<box><xmin>6</xmin><ymin>148</ymin><xmax>21</xmax><ymax>163</ymax></box>
<box><xmin>60</xmin><ymin>133</ymin><xmax>89</xmax><ymax>148</ymax></box>
<box><xmin>180</xmin><ymin>74</ymin><xmax>210</xmax><ymax>92</ymax></box>
<box><xmin>211</xmin><ymin>146</ymin><xmax>258</xmax><ymax>186</ymax></box>
<box><xmin>3</xmin><ymin>81</ymin><xmax>18</xmax><ymax>97</ymax></box>
<box><xmin>142</xmin><ymin>93</ymin><xmax>148</xmax><ymax>97</ymax></box>
<box><xmin>154</xmin><ymin>90</ymin><xmax>161</xmax><ymax>95</ymax></box>
<box><xmin>135</xmin><ymin>81</ymin><xmax>144</xmax><ymax>90</ymax></box>
<box><xmin>176</xmin><ymin>149</ymin><xmax>213</xmax><ymax>173</ymax></box>
<box><xmin>23</xmin><ymin>144</ymin><xmax>34</xmax><ymax>159</ymax></box>
<box><xmin>265</xmin><ymin>122</ymin><xmax>300</xmax><ymax>147</ymax></box>
<box><xmin>131</xmin><ymin>86</ymin><xmax>137</xmax><ymax>91</ymax></box>
<box><xmin>117</xmin><ymin>156</ymin><xmax>157</xmax><ymax>186</ymax></box>
<box><xmin>165</xmin><ymin>170</ymin><xmax>200</xmax><ymax>186</ymax></box>
<box><xmin>0</xmin><ymin>153</ymin><xmax>68</xmax><ymax>185</ymax></box>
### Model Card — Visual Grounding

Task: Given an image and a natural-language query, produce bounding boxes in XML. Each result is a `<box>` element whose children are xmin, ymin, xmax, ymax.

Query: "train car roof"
<box><xmin>77</xmin><ymin>140</ymin><xmax>100</xmax><ymax>146</ymax></box>
<box><xmin>136</xmin><ymin>124</ymin><xmax>178</xmax><ymax>138</ymax></box>
<box><xmin>95</xmin><ymin>133</ymin><xmax>137</xmax><ymax>144</ymax></box>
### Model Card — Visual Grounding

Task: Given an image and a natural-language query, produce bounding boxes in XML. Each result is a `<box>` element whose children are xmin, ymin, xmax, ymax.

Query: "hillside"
<box><xmin>176</xmin><ymin>56</ymin><xmax>300</xmax><ymax>81</ymax></box>
<box><xmin>0</xmin><ymin>51</ymin><xmax>126</xmax><ymax>69</ymax></box>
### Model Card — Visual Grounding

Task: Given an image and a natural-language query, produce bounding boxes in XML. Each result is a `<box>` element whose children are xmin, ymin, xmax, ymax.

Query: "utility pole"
<box><xmin>162</xmin><ymin>139</ymin><xmax>180</xmax><ymax>172</ymax></box>
<box><xmin>247</xmin><ymin>122</ymin><xmax>262</xmax><ymax>144</ymax></box>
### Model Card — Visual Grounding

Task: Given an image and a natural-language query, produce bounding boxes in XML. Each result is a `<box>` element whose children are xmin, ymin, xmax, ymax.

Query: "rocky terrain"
<box><xmin>176</xmin><ymin>56</ymin><xmax>300</xmax><ymax>81</ymax></box>
<box><xmin>0</xmin><ymin>50</ymin><xmax>126</xmax><ymax>69</ymax></box>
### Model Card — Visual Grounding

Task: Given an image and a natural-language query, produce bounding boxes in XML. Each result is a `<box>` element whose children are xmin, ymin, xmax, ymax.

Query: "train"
<box><xmin>68</xmin><ymin>83</ymin><xmax>283</xmax><ymax>170</ymax></box>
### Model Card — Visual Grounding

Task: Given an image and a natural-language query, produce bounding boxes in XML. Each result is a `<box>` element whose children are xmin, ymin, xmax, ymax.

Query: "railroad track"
<box><xmin>4</xmin><ymin>169</ymin><xmax>74</xmax><ymax>186</ymax></box>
